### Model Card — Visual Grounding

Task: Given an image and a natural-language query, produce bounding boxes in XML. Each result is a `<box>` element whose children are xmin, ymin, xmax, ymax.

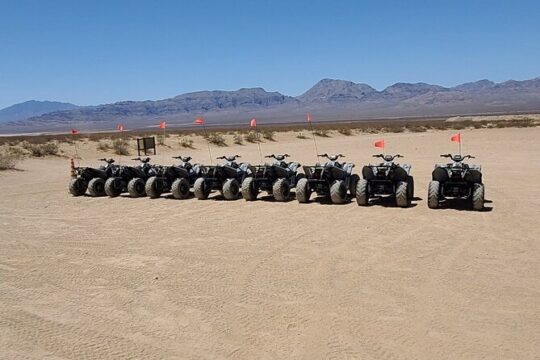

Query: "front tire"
<box><xmin>395</xmin><ymin>181</ymin><xmax>410</xmax><ymax>208</ymax></box>
<box><xmin>273</xmin><ymin>178</ymin><xmax>290</xmax><ymax>202</ymax></box>
<box><xmin>88</xmin><ymin>178</ymin><xmax>106</xmax><ymax>197</ymax></box>
<box><xmin>105</xmin><ymin>177</ymin><xmax>122</xmax><ymax>197</ymax></box>
<box><xmin>171</xmin><ymin>178</ymin><xmax>190</xmax><ymax>199</ymax></box>
<box><xmin>241</xmin><ymin>177</ymin><xmax>258</xmax><ymax>201</ymax></box>
<box><xmin>428</xmin><ymin>180</ymin><xmax>440</xmax><ymax>209</ymax></box>
<box><xmin>295</xmin><ymin>178</ymin><xmax>311</xmax><ymax>203</ymax></box>
<box><xmin>407</xmin><ymin>175</ymin><xmax>414</xmax><ymax>200</ymax></box>
<box><xmin>472</xmin><ymin>183</ymin><xmax>484</xmax><ymax>211</ymax></box>
<box><xmin>69</xmin><ymin>178</ymin><xmax>87</xmax><ymax>196</ymax></box>
<box><xmin>127</xmin><ymin>178</ymin><xmax>146</xmax><ymax>198</ymax></box>
<box><xmin>330</xmin><ymin>180</ymin><xmax>347</xmax><ymax>204</ymax></box>
<box><xmin>355</xmin><ymin>179</ymin><xmax>369</xmax><ymax>206</ymax></box>
<box><xmin>193</xmin><ymin>177</ymin><xmax>210</xmax><ymax>200</ymax></box>
<box><xmin>222</xmin><ymin>178</ymin><xmax>240</xmax><ymax>200</ymax></box>
<box><xmin>349</xmin><ymin>174</ymin><xmax>360</xmax><ymax>197</ymax></box>
<box><xmin>145</xmin><ymin>176</ymin><xmax>163</xmax><ymax>199</ymax></box>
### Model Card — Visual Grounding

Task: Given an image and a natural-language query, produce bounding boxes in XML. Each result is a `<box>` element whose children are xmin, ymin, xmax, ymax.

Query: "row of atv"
<box><xmin>69</xmin><ymin>152</ymin><xmax>485</xmax><ymax>210</ymax></box>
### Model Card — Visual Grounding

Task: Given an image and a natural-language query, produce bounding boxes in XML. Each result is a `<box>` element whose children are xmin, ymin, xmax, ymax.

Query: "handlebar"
<box><xmin>265</xmin><ymin>154</ymin><xmax>290</xmax><ymax>160</ymax></box>
<box><xmin>131</xmin><ymin>157</ymin><xmax>151</xmax><ymax>163</ymax></box>
<box><xmin>318</xmin><ymin>153</ymin><xmax>344</xmax><ymax>160</ymax></box>
<box><xmin>373</xmin><ymin>154</ymin><xmax>403</xmax><ymax>161</ymax></box>
<box><xmin>98</xmin><ymin>158</ymin><xmax>115</xmax><ymax>164</ymax></box>
<box><xmin>172</xmin><ymin>155</ymin><xmax>192</xmax><ymax>162</ymax></box>
<box><xmin>440</xmin><ymin>154</ymin><xmax>475</xmax><ymax>162</ymax></box>
<box><xmin>217</xmin><ymin>155</ymin><xmax>241</xmax><ymax>161</ymax></box>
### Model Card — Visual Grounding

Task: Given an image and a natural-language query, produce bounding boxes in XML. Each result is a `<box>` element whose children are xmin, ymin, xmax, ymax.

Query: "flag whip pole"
<box><xmin>308</xmin><ymin>116</ymin><xmax>320</xmax><ymax>163</ymax></box>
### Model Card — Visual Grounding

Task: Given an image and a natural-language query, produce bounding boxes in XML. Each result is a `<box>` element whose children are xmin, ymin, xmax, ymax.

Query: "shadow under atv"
<box><xmin>430</xmin><ymin>198</ymin><xmax>493</xmax><ymax>212</ymax></box>
<box><xmin>365</xmin><ymin>196</ymin><xmax>421</xmax><ymax>208</ymax></box>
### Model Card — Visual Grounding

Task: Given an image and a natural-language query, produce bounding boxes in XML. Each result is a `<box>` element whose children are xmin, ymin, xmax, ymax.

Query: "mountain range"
<box><xmin>1</xmin><ymin>77</ymin><xmax>539</xmax><ymax>133</ymax></box>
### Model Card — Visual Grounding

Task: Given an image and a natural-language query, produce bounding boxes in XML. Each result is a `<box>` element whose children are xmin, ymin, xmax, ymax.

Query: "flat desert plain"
<box><xmin>1</xmin><ymin>127</ymin><xmax>539</xmax><ymax>359</ymax></box>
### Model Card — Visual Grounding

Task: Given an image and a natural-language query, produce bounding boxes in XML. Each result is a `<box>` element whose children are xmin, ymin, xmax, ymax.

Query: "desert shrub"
<box><xmin>233</xmin><ymin>133</ymin><xmax>244</xmax><ymax>145</ymax></box>
<box><xmin>244</xmin><ymin>131</ymin><xmax>259</xmax><ymax>143</ymax></box>
<box><xmin>207</xmin><ymin>133</ymin><xmax>227</xmax><ymax>147</ymax></box>
<box><xmin>0</xmin><ymin>148</ymin><xmax>21</xmax><ymax>170</ymax></box>
<box><xmin>296</xmin><ymin>132</ymin><xmax>308</xmax><ymax>139</ymax></box>
<box><xmin>179</xmin><ymin>137</ymin><xmax>194</xmax><ymax>148</ymax></box>
<box><xmin>23</xmin><ymin>141</ymin><xmax>60</xmax><ymax>157</ymax></box>
<box><xmin>112</xmin><ymin>138</ymin><xmax>130</xmax><ymax>155</ymax></box>
<box><xmin>337</xmin><ymin>128</ymin><xmax>352</xmax><ymax>136</ymax></box>
<box><xmin>97</xmin><ymin>140</ymin><xmax>112</xmax><ymax>151</ymax></box>
<box><xmin>314</xmin><ymin>129</ymin><xmax>330</xmax><ymax>137</ymax></box>
<box><xmin>408</xmin><ymin>125</ymin><xmax>427</xmax><ymax>133</ymax></box>
<box><xmin>262</xmin><ymin>130</ymin><xmax>276</xmax><ymax>141</ymax></box>
<box><xmin>157</xmin><ymin>134</ymin><xmax>166</xmax><ymax>145</ymax></box>
<box><xmin>392</xmin><ymin>126</ymin><xmax>405</xmax><ymax>133</ymax></box>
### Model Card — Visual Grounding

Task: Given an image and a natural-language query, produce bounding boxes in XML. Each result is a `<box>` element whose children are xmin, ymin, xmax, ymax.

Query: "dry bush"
<box><xmin>233</xmin><ymin>133</ymin><xmax>244</xmax><ymax>145</ymax></box>
<box><xmin>0</xmin><ymin>148</ymin><xmax>21</xmax><ymax>170</ymax></box>
<box><xmin>262</xmin><ymin>130</ymin><xmax>276</xmax><ymax>141</ymax></box>
<box><xmin>22</xmin><ymin>141</ymin><xmax>60</xmax><ymax>157</ymax></box>
<box><xmin>207</xmin><ymin>133</ymin><xmax>227</xmax><ymax>147</ymax></box>
<box><xmin>296</xmin><ymin>132</ymin><xmax>308</xmax><ymax>139</ymax></box>
<box><xmin>337</xmin><ymin>128</ymin><xmax>352</xmax><ymax>136</ymax></box>
<box><xmin>97</xmin><ymin>140</ymin><xmax>112</xmax><ymax>151</ymax></box>
<box><xmin>244</xmin><ymin>131</ymin><xmax>259</xmax><ymax>143</ymax></box>
<box><xmin>112</xmin><ymin>138</ymin><xmax>130</xmax><ymax>155</ymax></box>
<box><xmin>179</xmin><ymin>137</ymin><xmax>194</xmax><ymax>148</ymax></box>
<box><xmin>314</xmin><ymin>129</ymin><xmax>330</xmax><ymax>137</ymax></box>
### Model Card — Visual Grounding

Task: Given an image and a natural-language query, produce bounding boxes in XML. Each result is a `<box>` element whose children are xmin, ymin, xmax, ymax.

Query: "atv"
<box><xmin>69</xmin><ymin>158</ymin><xmax>117</xmax><ymax>197</ymax></box>
<box><xmin>145</xmin><ymin>156</ymin><xmax>204</xmax><ymax>199</ymax></box>
<box><xmin>104</xmin><ymin>157</ymin><xmax>157</xmax><ymax>198</ymax></box>
<box><xmin>428</xmin><ymin>154</ymin><xmax>484</xmax><ymax>210</ymax></box>
<box><xmin>296</xmin><ymin>153</ymin><xmax>359</xmax><ymax>204</ymax></box>
<box><xmin>242</xmin><ymin>154</ymin><xmax>303</xmax><ymax>201</ymax></box>
<box><xmin>356</xmin><ymin>154</ymin><xmax>414</xmax><ymax>207</ymax></box>
<box><xmin>193</xmin><ymin>155</ymin><xmax>253</xmax><ymax>200</ymax></box>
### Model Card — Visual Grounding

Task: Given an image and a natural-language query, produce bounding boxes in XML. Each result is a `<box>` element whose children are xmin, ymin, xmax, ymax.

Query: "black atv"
<box><xmin>241</xmin><ymin>154</ymin><xmax>303</xmax><ymax>201</ymax></box>
<box><xmin>193</xmin><ymin>155</ymin><xmax>253</xmax><ymax>200</ymax></box>
<box><xmin>356</xmin><ymin>154</ymin><xmax>414</xmax><ymax>207</ymax></box>
<box><xmin>104</xmin><ymin>157</ymin><xmax>156</xmax><ymax>198</ymax></box>
<box><xmin>296</xmin><ymin>153</ymin><xmax>359</xmax><ymax>204</ymax></box>
<box><xmin>428</xmin><ymin>154</ymin><xmax>484</xmax><ymax>210</ymax></box>
<box><xmin>69</xmin><ymin>158</ymin><xmax>117</xmax><ymax>197</ymax></box>
<box><xmin>145</xmin><ymin>156</ymin><xmax>204</xmax><ymax>199</ymax></box>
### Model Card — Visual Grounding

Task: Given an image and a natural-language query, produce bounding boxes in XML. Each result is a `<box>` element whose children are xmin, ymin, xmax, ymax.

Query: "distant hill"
<box><xmin>0</xmin><ymin>100</ymin><xmax>78</xmax><ymax>123</ymax></box>
<box><xmin>1</xmin><ymin>77</ymin><xmax>540</xmax><ymax>133</ymax></box>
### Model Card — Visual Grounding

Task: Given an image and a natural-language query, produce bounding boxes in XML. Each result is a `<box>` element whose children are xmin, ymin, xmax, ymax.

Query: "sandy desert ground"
<box><xmin>1</xmin><ymin>127</ymin><xmax>539</xmax><ymax>359</ymax></box>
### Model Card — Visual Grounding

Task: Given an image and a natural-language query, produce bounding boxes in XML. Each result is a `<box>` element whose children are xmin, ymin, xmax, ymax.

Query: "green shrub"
<box><xmin>179</xmin><ymin>137</ymin><xmax>194</xmax><ymax>148</ymax></box>
<box><xmin>337</xmin><ymin>128</ymin><xmax>352</xmax><ymax>136</ymax></box>
<box><xmin>0</xmin><ymin>148</ymin><xmax>20</xmax><ymax>170</ymax></box>
<box><xmin>23</xmin><ymin>141</ymin><xmax>60</xmax><ymax>157</ymax></box>
<box><xmin>262</xmin><ymin>130</ymin><xmax>276</xmax><ymax>141</ymax></box>
<box><xmin>313</xmin><ymin>129</ymin><xmax>330</xmax><ymax>137</ymax></box>
<box><xmin>112</xmin><ymin>138</ymin><xmax>130</xmax><ymax>155</ymax></box>
<box><xmin>97</xmin><ymin>140</ymin><xmax>112</xmax><ymax>151</ymax></box>
<box><xmin>233</xmin><ymin>133</ymin><xmax>244</xmax><ymax>145</ymax></box>
<box><xmin>296</xmin><ymin>132</ymin><xmax>308</xmax><ymax>139</ymax></box>
<box><xmin>207</xmin><ymin>133</ymin><xmax>227</xmax><ymax>147</ymax></box>
<box><xmin>244</xmin><ymin>131</ymin><xmax>259</xmax><ymax>143</ymax></box>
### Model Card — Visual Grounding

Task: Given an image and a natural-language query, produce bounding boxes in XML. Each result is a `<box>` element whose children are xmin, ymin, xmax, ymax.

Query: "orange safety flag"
<box><xmin>194</xmin><ymin>117</ymin><xmax>205</xmax><ymax>125</ymax></box>
<box><xmin>374</xmin><ymin>139</ymin><xmax>385</xmax><ymax>148</ymax></box>
<box><xmin>159</xmin><ymin>121</ymin><xmax>167</xmax><ymax>129</ymax></box>
<box><xmin>306</xmin><ymin>113</ymin><xmax>312</xmax><ymax>122</ymax></box>
<box><xmin>250</xmin><ymin>118</ymin><xmax>257</xmax><ymax>128</ymax></box>
<box><xmin>451</xmin><ymin>133</ymin><xmax>461</xmax><ymax>143</ymax></box>
<box><xmin>71</xmin><ymin>128</ymin><xmax>79</xmax><ymax>135</ymax></box>
<box><xmin>117</xmin><ymin>124</ymin><xmax>125</xmax><ymax>132</ymax></box>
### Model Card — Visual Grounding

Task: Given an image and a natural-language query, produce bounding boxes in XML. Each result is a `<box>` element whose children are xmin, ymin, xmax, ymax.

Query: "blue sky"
<box><xmin>0</xmin><ymin>0</ymin><xmax>539</xmax><ymax>109</ymax></box>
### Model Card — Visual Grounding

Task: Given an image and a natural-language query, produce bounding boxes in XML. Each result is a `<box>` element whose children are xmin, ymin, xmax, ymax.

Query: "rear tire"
<box><xmin>145</xmin><ymin>176</ymin><xmax>162</xmax><ymax>199</ymax></box>
<box><xmin>193</xmin><ymin>177</ymin><xmax>210</xmax><ymax>200</ymax></box>
<box><xmin>171</xmin><ymin>178</ymin><xmax>190</xmax><ymax>199</ymax></box>
<box><xmin>222</xmin><ymin>178</ymin><xmax>240</xmax><ymax>200</ymax></box>
<box><xmin>355</xmin><ymin>179</ymin><xmax>369</xmax><ymax>206</ymax></box>
<box><xmin>88</xmin><ymin>178</ymin><xmax>106</xmax><ymax>197</ymax></box>
<box><xmin>395</xmin><ymin>181</ymin><xmax>410</xmax><ymax>208</ymax></box>
<box><xmin>472</xmin><ymin>183</ymin><xmax>484</xmax><ymax>211</ymax></box>
<box><xmin>241</xmin><ymin>177</ymin><xmax>257</xmax><ymax>201</ymax></box>
<box><xmin>349</xmin><ymin>174</ymin><xmax>360</xmax><ymax>197</ymax></box>
<box><xmin>407</xmin><ymin>176</ymin><xmax>414</xmax><ymax>200</ymax></box>
<box><xmin>69</xmin><ymin>178</ymin><xmax>87</xmax><ymax>196</ymax></box>
<box><xmin>105</xmin><ymin>177</ymin><xmax>122</xmax><ymax>197</ymax></box>
<box><xmin>428</xmin><ymin>180</ymin><xmax>440</xmax><ymax>209</ymax></box>
<box><xmin>295</xmin><ymin>178</ymin><xmax>311</xmax><ymax>203</ymax></box>
<box><xmin>330</xmin><ymin>180</ymin><xmax>347</xmax><ymax>204</ymax></box>
<box><xmin>273</xmin><ymin>178</ymin><xmax>290</xmax><ymax>202</ymax></box>
<box><xmin>127</xmin><ymin>178</ymin><xmax>146</xmax><ymax>198</ymax></box>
